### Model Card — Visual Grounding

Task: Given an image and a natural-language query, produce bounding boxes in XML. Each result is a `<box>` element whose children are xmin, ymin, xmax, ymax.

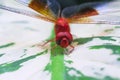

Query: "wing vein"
<box><xmin>0</xmin><ymin>4</ymin><xmax>55</xmax><ymax>22</ymax></box>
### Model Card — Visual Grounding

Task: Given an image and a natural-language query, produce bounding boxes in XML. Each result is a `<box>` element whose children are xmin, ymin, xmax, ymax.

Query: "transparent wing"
<box><xmin>62</xmin><ymin>0</ymin><xmax>120</xmax><ymax>25</ymax></box>
<box><xmin>16</xmin><ymin>0</ymin><xmax>59</xmax><ymax>20</ymax></box>
<box><xmin>0</xmin><ymin>4</ymin><xmax>55</xmax><ymax>22</ymax></box>
<box><xmin>0</xmin><ymin>0</ymin><xmax>55</xmax><ymax>22</ymax></box>
<box><xmin>89</xmin><ymin>15</ymin><xmax>120</xmax><ymax>25</ymax></box>
<box><xmin>67</xmin><ymin>15</ymin><xmax>120</xmax><ymax>25</ymax></box>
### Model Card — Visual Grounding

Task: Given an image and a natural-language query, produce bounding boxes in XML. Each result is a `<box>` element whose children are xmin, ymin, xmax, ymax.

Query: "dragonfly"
<box><xmin>0</xmin><ymin>0</ymin><xmax>120</xmax><ymax>53</ymax></box>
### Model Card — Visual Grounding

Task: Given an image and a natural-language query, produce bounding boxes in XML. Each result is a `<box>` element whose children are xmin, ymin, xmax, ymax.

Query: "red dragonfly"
<box><xmin>0</xmin><ymin>0</ymin><xmax>120</xmax><ymax>52</ymax></box>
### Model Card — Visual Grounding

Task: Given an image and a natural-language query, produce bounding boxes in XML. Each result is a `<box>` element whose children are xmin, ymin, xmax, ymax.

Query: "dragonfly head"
<box><xmin>56</xmin><ymin>32</ymin><xmax>73</xmax><ymax>48</ymax></box>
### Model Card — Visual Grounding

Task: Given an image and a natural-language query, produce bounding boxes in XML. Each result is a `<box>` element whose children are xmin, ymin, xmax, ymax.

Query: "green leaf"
<box><xmin>0</xmin><ymin>50</ymin><xmax>47</xmax><ymax>74</ymax></box>
<box><xmin>0</xmin><ymin>53</ymin><xmax>5</xmax><ymax>57</ymax></box>
<box><xmin>0</xmin><ymin>42</ymin><xmax>15</xmax><ymax>49</ymax></box>
<box><xmin>90</xmin><ymin>43</ymin><xmax>120</xmax><ymax>55</ymax></box>
<box><xmin>74</xmin><ymin>36</ymin><xmax>117</xmax><ymax>45</ymax></box>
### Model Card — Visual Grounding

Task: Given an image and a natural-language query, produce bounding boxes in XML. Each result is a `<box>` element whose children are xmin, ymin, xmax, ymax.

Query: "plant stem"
<box><xmin>50</xmin><ymin>29</ymin><xmax>65</xmax><ymax>80</ymax></box>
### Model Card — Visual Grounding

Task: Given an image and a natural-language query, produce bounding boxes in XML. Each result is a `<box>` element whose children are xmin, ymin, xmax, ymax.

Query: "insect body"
<box><xmin>55</xmin><ymin>18</ymin><xmax>73</xmax><ymax>48</ymax></box>
<box><xmin>0</xmin><ymin>0</ymin><xmax>120</xmax><ymax>52</ymax></box>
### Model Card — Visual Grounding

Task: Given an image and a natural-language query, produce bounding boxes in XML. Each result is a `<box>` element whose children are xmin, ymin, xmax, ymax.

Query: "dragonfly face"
<box><xmin>0</xmin><ymin>0</ymin><xmax>120</xmax><ymax>51</ymax></box>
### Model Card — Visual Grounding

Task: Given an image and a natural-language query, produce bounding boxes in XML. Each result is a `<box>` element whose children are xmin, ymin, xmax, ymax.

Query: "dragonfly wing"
<box><xmin>15</xmin><ymin>0</ymin><xmax>34</xmax><ymax>6</ymax></box>
<box><xmin>47</xmin><ymin>0</ymin><xmax>61</xmax><ymax>17</ymax></box>
<box><xmin>88</xmin><ymin>15</ymin><xmax>120</xmax><ymax>25</ymax></box>
<box><xmin>0</xmin><ymin>4</ymin><xmax>55</xmax><ymax>23</ymax></box>
<box><xmin>61</xmin><ymin>1</ymin><xmax>109</xmax><ymax>18</ymax></box>
<box><xmin>68</xmin><ymin>15</ymin><xmax>120</xmax><ymax>25</ymax></box>
<box><xmin>61</xmin><ymin>0</ymin><xmax>120</xmax><ymax>24</ymax></box>
<box><xmin>66</xmin><ymin>15</ymin><xmax>120</xmax><ymax>25</ymax></box>
<box><xmin>16</xmin><ymin>0</ymin><xmax>57</xmax><ymax>21</ymax></box>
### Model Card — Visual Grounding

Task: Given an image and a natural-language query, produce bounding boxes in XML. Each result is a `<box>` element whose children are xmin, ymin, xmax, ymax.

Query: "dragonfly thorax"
<box><xmin>55</xmin><ymin>18</ymin><xmax>70</xmax><ymax>33</ymax></box>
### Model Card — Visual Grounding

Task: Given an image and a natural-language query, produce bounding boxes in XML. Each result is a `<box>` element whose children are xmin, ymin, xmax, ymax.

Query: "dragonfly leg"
<box><xmin>37</xmin><ymin>39</ymin><xmax>55</xmax><ymax>47</ymax></box>
<box><xmin>65</xmin><ymin>45</ymin><xmax>74</xmax><ymax>55</ymax></box>
<box><xmin>69</xmin><ymin>45</ymin><xmax>74</xmax><ymax>53</ymax></box>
